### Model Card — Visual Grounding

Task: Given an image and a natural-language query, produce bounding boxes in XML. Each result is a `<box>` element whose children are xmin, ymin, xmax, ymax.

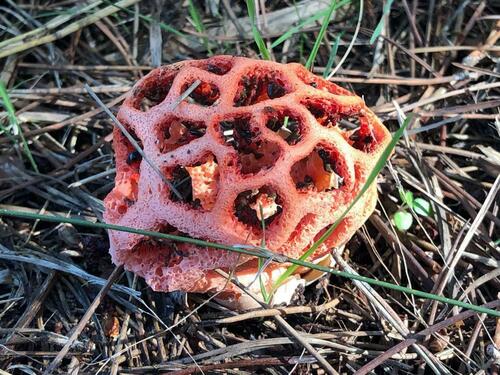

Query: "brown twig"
<box><xmin>356</xmin><ymin>300</ymin><xmax>500</xmax><ymax>374</ymax></box>
<box><xmin>43</xmin><ymin>266</ymin><xmax>124</xmax><ymax>375</ymax></box>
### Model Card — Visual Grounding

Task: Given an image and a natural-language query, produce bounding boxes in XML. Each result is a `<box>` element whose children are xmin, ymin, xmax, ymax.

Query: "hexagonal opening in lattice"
<box><xmin>233</xmin><ymin>69</ymin><xmax>289</xmax><ymax>106</ymax></box>
<box><xmin>183</xmin><ymin>81</ymin><xmax>220</xmax><ymax>106</ymax></box>
<box><xmin>346</xmin><ymin>115</ymin><xmax>384</xmax><ymax>153</ymax></box>
<box><xmin>263</xmin><ymin>106</ymin><xmax>304</xmax><ymax>145</ymax></box>
<box><xmin>163</xmin><ymin>154</ymin><xmax>219</xmax><ymax>211</ymax></box>
<box><xmin>158</xmin><ymin>117</ymin><xmax>207</xmax><ymax>153</ymax></box>
<box><xmin>218</xmin><ymin>115</ymin><xmax>281</xmax><ymax>175</ymax></box>
<box><xmin>131</xmin><ymin>68</ymin><xmax>177</xmax><ymax>111</ymax></box>
<box><xmin>201</xmin><ymin>57</ymin><xmax>233</xmax><ymax>75</ymax></box>
<box><xmin>291</xmin><ymin>144</ymin><xmax>346</xmax><ymax>192</ymax></box>
<box><xmin>302</xmin><ymin>98</ymin><xmax>342</xmax><ymax>128</ymax></box>
<box><xmin>233</xmin><ymin>185</ymin><xmax>283</xmax><ymax>232</ymax></box>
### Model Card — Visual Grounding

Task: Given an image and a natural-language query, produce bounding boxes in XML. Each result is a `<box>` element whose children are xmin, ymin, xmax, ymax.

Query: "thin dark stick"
<box><xmin>2</xmin><ymin>271</ymin><xmax>57</xmax><ymax>350</ymax></box>
<box><xmin>356</xmin><ymin>300</ymin><xmax>500</xmax><ymax>375</ymax></box>
<box><xmin>166</xmin><ymin>356</ymin><xmax>315</xmax><ymax>375</ymax></box>
<box><xmin>215</xmin><ymin>269</ymin><xmax>339</xmax><ymax>375</ymax></box>
<box><xmin>170</xmin><ymin>79</ymin><xmax>201</xmax><ymax>108</ymax></box>
<box><xmin>43</xmin><ymin>265</ymin><xmax>124</xmax><ymax>375</ymax></box>
<box><xmin>84</xmin><ymin>82</ymin><xmax>203</xmax><ymax>201</ymax></box>
<box><xmin>1</xmin><ymin>208</ymin><xmax>499</xmax><ymax>318</ymax></box>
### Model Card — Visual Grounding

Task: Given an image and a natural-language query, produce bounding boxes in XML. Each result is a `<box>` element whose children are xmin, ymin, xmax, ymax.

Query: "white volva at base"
<box><xmin>216</xmin><ymin>245</ymin><xmax>345</xmax><ymax>310</ymax></box>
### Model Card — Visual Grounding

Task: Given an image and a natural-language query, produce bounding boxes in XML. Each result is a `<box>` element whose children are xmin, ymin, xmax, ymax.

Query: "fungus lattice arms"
<box><xmin>104</xmin><ymin>56</ymin><xmax>391</xmax><ymax>309</ymax></box>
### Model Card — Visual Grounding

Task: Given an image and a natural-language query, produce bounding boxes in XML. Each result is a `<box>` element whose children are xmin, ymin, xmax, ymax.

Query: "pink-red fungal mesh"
<box><xmin>104</xmin><ymin>56</ymin><xmax>391</xmax><ymax>293</ymax></box>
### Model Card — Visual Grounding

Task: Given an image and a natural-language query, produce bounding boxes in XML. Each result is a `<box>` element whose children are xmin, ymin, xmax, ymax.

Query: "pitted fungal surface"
<box><xmin>104</xmin><ymin>56</ymin><xmax>391</xmax><ymax>295</ymax></box>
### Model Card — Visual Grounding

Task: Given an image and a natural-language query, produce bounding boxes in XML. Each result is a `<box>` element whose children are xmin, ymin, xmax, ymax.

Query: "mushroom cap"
<box><xmin>104</xmin><ymin>56</ymin><xmax>391</xmax><ymax>304</ymax></box>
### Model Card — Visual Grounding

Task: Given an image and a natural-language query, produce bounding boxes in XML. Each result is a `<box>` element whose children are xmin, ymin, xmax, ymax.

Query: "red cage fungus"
<box><xmin>104</xmin><ymin>56</ymin><xmax>391</xmax><ymax>308</ymax></box>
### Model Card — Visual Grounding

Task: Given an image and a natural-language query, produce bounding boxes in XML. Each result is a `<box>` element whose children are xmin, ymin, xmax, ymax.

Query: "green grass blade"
<box><xmin>188</xmin><ymin>0</ymin><xmax>212</xmax><ymax>54</ymax></box>
<box><xmin>269</xmin><ymin>115</ymin><xmax>414</xmax><ymax>297</ymax></box>
<box><xmin>246</xmin><ymin>0</ymin><xmax>271</xmax><ymax>60</ymax></box>
<box><xmin>257</xmin><ymin>257</ymin><xmax>269</xmax><ymax>302</ymax></box>
<box><xmin>258</xmin><ymin>204</ymin><xmax>269</xmax><ymax>301</ymax></box>
<box><xmin>305</xmin><ymin>0</ymin><xmax>338</xmax><ymax>70</ymax></box>
<box><xmin>0</xmin><ymin>82</ymin><xmax>39</xmax><ymax>173</ymax></box>
<box><xmin>188</xmin><ymin>0</ymin><xmax>204</xmax><ymax>33</ymax></box>
<box><xmin>271</xmin><ymin>10</ymin><xmax>327</xmax><ymax>49</ymax></box>
<box><xmin>0</xmin><ymin>208</ymin><xmax>499</xmax><ymax>317</ymax></box>
<box><xmin>271</xmin><ymin>0</ymin><xmax>350</xmax><ymax>50</ymax></box>
<box><xmin>323</xmin><ymin>32</ymin><xmax>343</xmax><ymax>78</ymax></box>
<box><xmin>105</xmin><ymin>0</ymin><xmax>186</xmax><ymax>38</ymax></box>
<box><xmin>326</xmin><ymin>0</ymin><xmax>363</xmax><ymax>79</ymax></box>
<box><xmin>369</xmin><ymin>0</ymin><xmax>394</xmax><ymax>45</ymax></box>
